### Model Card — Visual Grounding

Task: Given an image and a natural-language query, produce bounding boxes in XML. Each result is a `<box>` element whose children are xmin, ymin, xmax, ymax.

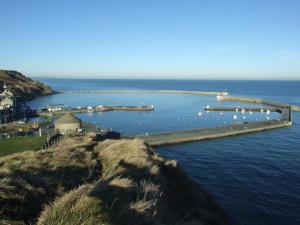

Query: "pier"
<box><xmin>37</xmin><ymin>105</ymin><xmax>154</xmax><ymax>116</ymax></box>
<box><xmin>204</xmin><ymin>106</ymin><xmax>282</xmax><ymax>113</ymax></box>
<box><xmin>137</xmin><ymin>120</ymin><xmax>292</xmax><ymax>147</ymax></box>
<box><xmin>219</xmin><ymin>95</ymin><xmax>300</xmax><ymax>112</ymax></box>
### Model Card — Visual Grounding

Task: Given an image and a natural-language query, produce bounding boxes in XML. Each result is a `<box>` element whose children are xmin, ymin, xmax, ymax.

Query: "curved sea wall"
<box><xmin>61</xmin><ymin>89</ymin><xmax>228</xmax><ymax>96</ymax></box>
<box><xmin>0</xmin><ymin>133</ymin><xmax>231</xmax><ymax>225</ymax></box>
<box><xmin>60</xmin><ymin>89</ymin><xmax>300</xmax><ymax>112</ymax></box>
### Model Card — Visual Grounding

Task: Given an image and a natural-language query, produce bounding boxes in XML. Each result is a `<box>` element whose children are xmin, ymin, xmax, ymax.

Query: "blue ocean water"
<box><xmin>30</xmin><ymin>79</ymin><xmax>300</xmax><ymax>225</ymax></box>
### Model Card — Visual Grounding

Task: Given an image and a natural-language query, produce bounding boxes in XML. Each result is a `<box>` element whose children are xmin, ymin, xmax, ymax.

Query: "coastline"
<box><xmin>4</xmin><ymin>82</ymin><xmax>298</xmax><ymax>224</ymax></box>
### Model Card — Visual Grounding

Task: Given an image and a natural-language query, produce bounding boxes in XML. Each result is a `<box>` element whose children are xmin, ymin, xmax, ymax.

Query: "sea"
<box><xmin>29</xmin><ymin>79</ymin><xmax>300</xmax><ymax>225</ymax></box>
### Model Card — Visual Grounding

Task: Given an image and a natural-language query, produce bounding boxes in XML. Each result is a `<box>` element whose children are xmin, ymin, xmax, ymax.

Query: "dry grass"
<box><xmin>0</xmin><ymin>135</ymin><xmax>100</xmax><ymax>224</ymax></box>
<box><xmin>37</xmin><ymin>185</ymin><xmax>109</xmax><ymax>225</ymax></box>
<box><xmin>37</xmin><ymin>138</ymin><xmax>231</xmax><ymax>225</ymax></box>
<box><xmin>1</xmin><ymin>135</ymin><xmax>231</xmax><ymax>225</ymax></box>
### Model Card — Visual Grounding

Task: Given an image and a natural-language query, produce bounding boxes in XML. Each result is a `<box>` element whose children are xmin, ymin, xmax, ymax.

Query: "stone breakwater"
<box><xmin>220</xmin><ymin>95</ymin><xmax>300</xmax><ymax>112</ymax></box>
<box><xmin>137</xmin><ymin>120</ymin><xmax>292</xmax><ymax>147</ymax></box>
<box><xmin>60</xmin><ymin>90</ymin><xmax>300</xmax><ymax>111</ymax></box>
<box><xmin>61</xmin><ymin>89</ymin><xmax>229</xmax><ymax>96</ymax></box>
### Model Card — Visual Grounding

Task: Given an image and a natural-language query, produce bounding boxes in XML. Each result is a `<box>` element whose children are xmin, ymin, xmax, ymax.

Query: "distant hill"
<box><xmin>0</xmin><ymin>70</ymin><xmax>55</xmax><ymax>100</ymax></box>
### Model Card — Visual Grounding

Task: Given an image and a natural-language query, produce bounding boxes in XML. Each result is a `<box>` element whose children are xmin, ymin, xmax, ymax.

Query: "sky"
<box><xmin>0</xmin><ymin>0</ymin><xmax>300</xmax><ymax>79</ymax></box>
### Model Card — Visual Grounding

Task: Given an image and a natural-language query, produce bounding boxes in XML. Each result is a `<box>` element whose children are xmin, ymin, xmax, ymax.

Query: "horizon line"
<box><xmin>30</xmin><ymin>76</ymin><xmax>300</xmax><ymax>81</ymax></box>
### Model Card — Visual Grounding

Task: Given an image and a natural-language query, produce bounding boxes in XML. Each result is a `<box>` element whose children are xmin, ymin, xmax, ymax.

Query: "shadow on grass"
<box><xmin>0</xmin><ymin>163</ymin><xmax>102</xmax><ymax>224</ymax></box>
<box><xmin>87</xmin><ymin>159</ymin><xmax>231</xmax><ymax>225</ymax></box>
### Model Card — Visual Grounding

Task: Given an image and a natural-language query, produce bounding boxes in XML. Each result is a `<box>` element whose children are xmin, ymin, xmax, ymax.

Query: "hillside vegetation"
<box><xmin>0</xmin><ymin>133</ymin><xmax>231</xmax><ymax>225</ymax></box>
<box><xmin>0</xmin><ymin>70</ymin><xmax>54</xmax><ymax>100</ymax></box>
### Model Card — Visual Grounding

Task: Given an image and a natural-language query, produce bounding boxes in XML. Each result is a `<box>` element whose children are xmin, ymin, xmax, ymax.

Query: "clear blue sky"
<box><xmin>0</xmin><ymin>0</ymin><xmax>300</xmax><ymax>79</ymax></box>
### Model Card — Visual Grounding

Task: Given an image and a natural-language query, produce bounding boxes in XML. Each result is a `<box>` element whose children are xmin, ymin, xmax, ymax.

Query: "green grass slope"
<box><xmin>0</xmin><ymin>136</ymin><xmax>46</xmax><ymax>157</ymax></box>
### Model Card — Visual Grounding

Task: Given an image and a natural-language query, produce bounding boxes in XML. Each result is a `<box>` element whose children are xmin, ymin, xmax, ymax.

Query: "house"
<box><xmin>0</xmin><ymin>83</ymin><xmax>14</xmax><ymax>108</ymax></box>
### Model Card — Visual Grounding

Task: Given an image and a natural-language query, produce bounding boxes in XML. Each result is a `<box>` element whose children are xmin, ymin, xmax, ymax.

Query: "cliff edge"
<box><xmin>0</xmin><ymin>134</ymin><xmax>231</xmax><ymax>225</ymax></box>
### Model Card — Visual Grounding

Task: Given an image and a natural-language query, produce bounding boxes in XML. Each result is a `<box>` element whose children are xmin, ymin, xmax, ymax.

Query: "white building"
<box><xmin>0</xmin><ymin>83</ymin><xmax>14</xmax><ymax>108</ymax></box>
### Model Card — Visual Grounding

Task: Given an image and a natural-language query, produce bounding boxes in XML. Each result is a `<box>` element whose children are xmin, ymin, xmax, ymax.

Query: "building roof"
<box><xmin>55</xmin><ymin>113</ymin><xmax>81</xmax><ymax>124</ymax></box>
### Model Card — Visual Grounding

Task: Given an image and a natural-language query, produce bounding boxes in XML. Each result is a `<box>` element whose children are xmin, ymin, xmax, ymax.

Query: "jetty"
<box><xmin>37</xmin><ymin>105</ymin><xmax>154</xmax><ymax>116</ymax></box>
<box><xmin>204</xmin><ymin>106</ymin><xmax>283</xmax><ymax>113</ymax></box>
<box><xmin>219</xmin><ymin>95</ymin><xmax>300</xmax><ymax>112</ymax></box>
<box><xmin>138</xmin><ymin>120</ymin><xmax>292</xmax><ymax>147</ymax></box>
<box><xmin>138</xmin><ymin>102</ymin><xmax>292</xmax><ymax>147</ymax></box>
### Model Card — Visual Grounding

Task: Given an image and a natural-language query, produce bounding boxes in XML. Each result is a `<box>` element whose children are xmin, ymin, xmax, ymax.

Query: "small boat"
<box><xmin>198</xmin><ymin>112</ymin><xmax>203</xmax><ymax>116</ymax></box>
<box><xmin>233</xmin><ymin>114</ymin><xmax>238</xmax><ymax>120</ymax></box>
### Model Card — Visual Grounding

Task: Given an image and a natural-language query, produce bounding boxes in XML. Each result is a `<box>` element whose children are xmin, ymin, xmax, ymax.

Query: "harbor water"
<box><xmin>29</xmin><ymin>79</ymin><xmax>300</xmax><ymax>225</ymax></box>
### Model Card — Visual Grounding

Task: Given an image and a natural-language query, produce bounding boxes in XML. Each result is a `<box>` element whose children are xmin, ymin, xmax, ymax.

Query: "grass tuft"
<box><xmin>1</xmin><ymin>134</ymin><xmax>231</xmax><ymax>225</ymax></box>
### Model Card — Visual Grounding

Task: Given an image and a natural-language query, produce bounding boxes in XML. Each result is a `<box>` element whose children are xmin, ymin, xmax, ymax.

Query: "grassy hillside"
<box><xmin>0</xmin><ymin>133</ymin><xmax>231</xmax><ymax>225</ymax></box>
<box><xmin>0</xmin><ymin>70</ymin><xmax>55</xmax><ymax>100</ymax></box>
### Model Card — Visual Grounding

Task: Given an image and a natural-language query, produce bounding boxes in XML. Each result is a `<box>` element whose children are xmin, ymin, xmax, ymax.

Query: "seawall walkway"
<box><xmin>137</xmin><ymin>120</ymin><xmax>292</xmax><ymax>147</ymax></box>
